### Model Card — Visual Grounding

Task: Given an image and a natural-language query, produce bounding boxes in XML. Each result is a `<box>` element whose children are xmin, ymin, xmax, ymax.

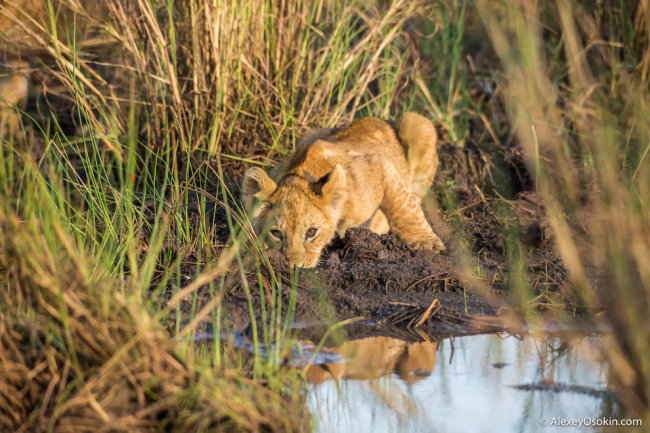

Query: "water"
<box><xmin>307</xmin><ymin>333</ymin><xmax>622</xmax><ymax>433</ymax></box>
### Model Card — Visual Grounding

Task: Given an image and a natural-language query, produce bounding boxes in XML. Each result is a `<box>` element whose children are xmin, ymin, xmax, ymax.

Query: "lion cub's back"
<box><xmin>330</xmin><ymin>118</ymin><xmax>404</xmax><ymax>159</ymax></box>
<box><xmin>329</xmin><ymin>118</ymin><xmax>411</xmax><ymax>185</ymax></box>
<box><xmin>279</xmin><ymin>117</ymin><xmax>407</xmax><ymax>182</ymax></box>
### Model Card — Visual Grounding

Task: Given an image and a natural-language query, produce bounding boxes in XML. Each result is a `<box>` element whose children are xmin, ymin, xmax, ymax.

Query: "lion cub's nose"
<box><xmin>286</xmin><ymin>253</ymin><xmax>304</xmax><ymax>269</ymax></box>
<box><xmin>283</xmin><ymin>240</ymin><xmax>306</xmax><ymax>268</ymax></box>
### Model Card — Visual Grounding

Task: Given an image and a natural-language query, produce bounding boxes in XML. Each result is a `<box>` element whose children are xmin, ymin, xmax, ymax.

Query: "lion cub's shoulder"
<box><xmin>281</xmin><ymin>117</ymin><xmax>402</xmax><ymax>181</ymax></box>
<box><xmin>328</xmin><ymin>117</ymin><xmax>397</xmax><ymax>143</ymax></box>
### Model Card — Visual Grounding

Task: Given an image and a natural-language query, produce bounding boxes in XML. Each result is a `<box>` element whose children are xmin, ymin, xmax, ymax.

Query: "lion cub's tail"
<box><xmin>396</xmin><ymin>112</ymin><xmax>439</xmax><ymax>199</ymax></box>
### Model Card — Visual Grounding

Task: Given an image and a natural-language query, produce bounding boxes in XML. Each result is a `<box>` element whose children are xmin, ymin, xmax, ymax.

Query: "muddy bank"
<box><xmin>219</xmin><ymin>141</ymin><xmax>571</xmax><ymax>336</ymax></box>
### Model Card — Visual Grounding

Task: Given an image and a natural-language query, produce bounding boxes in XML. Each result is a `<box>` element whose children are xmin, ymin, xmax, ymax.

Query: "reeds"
<box><xmin>477</xmin><ymin>0</ymin><xmax>650</xmax><ymax>418</ymax></box>
<box><xmin>1</xmin><ymin>0</ymin><xmax>428</xmax><ymax>161</ymax></box>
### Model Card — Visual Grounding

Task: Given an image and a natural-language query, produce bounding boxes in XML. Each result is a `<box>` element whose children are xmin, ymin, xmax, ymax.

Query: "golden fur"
<box><xmin>242</xmin><ymin>112</ymin><xmax>446</xmax><ymax>268</ymax></box>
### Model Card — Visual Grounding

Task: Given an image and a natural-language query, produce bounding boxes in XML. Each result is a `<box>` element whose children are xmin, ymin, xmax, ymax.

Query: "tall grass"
<box><xmin>0</xmin><ymin>202</ymin><xmax>306</xmax><ymax>432</ymax></box>
<box><xmin>1</xmin><ymin>0</ymin><xmax>427</xmax><ymax>160</ymax></box>
<box><xmin>476</xmin><ymin>0</ymin><xmax>650</xmax><ymax>418</ymax></box>
<box><xmin>416</xmin><ymin>0</ymin><xmax>473</xmax><ymax>147</ymax></box>
<box><xmin>0</xmin><ymin>99</ymin><xmax>309</xmax><ymax>430</ymax></box>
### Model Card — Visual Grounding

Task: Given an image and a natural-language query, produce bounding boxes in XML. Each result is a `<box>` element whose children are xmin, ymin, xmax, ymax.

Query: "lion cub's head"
<box><xmin>242</xmin><ymin>165</ymin><xmax>347</xmax><ymax>268</ymax></box>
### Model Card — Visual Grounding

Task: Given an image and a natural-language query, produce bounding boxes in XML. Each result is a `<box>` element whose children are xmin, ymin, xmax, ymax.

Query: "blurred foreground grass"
<box><xmin>0</xmin><ymin>0</ymin><xmax>649</xmax><ymax>430</ymax></box>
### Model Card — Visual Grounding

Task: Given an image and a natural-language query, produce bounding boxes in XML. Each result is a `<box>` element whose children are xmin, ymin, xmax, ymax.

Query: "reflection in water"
<box><xmin>306</xmin><ymin>337</ymin><xmax>437</xmax><ymax>385</ymax></box>
<box><xmin>308</xmin><ymin>333</ymin><xmax>620</xmax><ymax>433</ymax></box>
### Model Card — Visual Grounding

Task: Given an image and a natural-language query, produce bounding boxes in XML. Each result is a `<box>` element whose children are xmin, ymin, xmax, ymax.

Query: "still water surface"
<box><xmin>307</xmin><ymin>333</ymin><xmax>620</xmax><ymax>433</ymax></box>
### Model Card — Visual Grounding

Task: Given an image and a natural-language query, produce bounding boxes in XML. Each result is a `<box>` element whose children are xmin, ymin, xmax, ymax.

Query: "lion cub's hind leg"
<box><xmin>397</xmin><ymin>112</ymin><xmax>439</xmax><ymax>200</ymax></box>
<box><xmin>378</xmin><ymin>160</ymin><xmax>446</xmax><ymax>252</ymax></box>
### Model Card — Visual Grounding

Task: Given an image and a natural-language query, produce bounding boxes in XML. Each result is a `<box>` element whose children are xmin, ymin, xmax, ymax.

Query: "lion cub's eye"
<box><xmin>305</xmin><ymin>227</ymin><xmax>318</xmax><ymax>240</ymax></box>
<box><xmin>269</xmin><ymin>228</ymin><xmax>284</xmax><ymax>241</ymax></box>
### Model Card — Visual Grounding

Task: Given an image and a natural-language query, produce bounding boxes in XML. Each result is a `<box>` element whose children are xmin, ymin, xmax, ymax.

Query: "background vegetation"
<box><xmin>0</xmin><ymin>0</ymin><xmax>648</xmax><ymax>431</ymax></box>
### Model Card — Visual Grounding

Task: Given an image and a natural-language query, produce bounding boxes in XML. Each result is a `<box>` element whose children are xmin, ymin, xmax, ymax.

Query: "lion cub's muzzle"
<box><xmin>284</xmin><ymin>250</ymin><xmax>317</xmax><ymax>269</ymax></box>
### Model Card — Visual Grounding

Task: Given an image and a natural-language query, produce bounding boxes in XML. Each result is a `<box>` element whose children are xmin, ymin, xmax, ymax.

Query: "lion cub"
<box><xmin>242</xmin><ymin>112</ymin><xmax>446</xmax><ymax>268</ymax></box>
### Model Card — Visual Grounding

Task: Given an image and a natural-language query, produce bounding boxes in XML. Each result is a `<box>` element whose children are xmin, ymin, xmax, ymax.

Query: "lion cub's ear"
<box><xmin>242</xmin><ymin>167</ymin><xmax>277</xmax><ymax>211</ymax></box>
<box><xmin>313</xmin><ymin>164</ymin><xmax>347</xmax><ymax>206</ymax></box>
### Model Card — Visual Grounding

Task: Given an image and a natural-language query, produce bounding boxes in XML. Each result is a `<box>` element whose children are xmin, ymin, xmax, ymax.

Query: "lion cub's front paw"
<box><xmin>409</xmin><ymin>235</ymin><xmax>446</xmax><ymax>253</ymax></box>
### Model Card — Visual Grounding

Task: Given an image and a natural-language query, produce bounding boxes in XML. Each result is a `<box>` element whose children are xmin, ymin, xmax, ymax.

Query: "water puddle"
<box><xmin>307</xmin><ymin>333</ymin><xmax>622</xmax><ymax>433</ymax></box>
